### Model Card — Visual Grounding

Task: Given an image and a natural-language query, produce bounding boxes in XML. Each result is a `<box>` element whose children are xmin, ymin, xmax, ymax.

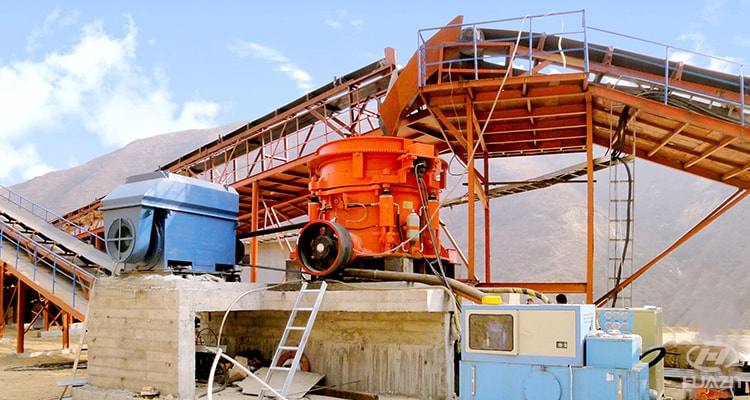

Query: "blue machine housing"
<box><xmin>101</xmin><ymin>171</ymin><xmax>239</xmax><ymax>274</ymax></box>
<box><xmin>459</xmin><ymin>304</ymin><xmax>651</xmax><ymax>400</ymax></box>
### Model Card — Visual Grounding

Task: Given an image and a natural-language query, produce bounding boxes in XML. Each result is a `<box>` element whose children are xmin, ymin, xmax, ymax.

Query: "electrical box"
<box><xmin>599</xmin><ymin>307</ymin><xmax>664</xmax><ymax>397</ymax></box>
<box><xmin>462</xmin><ymin>304</ymin><xmax>596</xmax><ymax>367</ymax></box>
<box><xmin>460</xmin><ymin>304</ymin><xmax>651</xmax><ymax>400</ymax></box>
<box><xmin>586</xmin><ymin>333</ymin><xmax>641</xmax><ymax>369</ymax></box>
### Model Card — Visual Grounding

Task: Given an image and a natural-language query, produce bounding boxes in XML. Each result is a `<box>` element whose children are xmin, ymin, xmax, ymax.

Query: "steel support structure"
<box><xmin>586</xmin><ymin>93</ymin><xmax>595</xmax><ymax>303</ymax></box>
<box><xmin>466</xmin><ymin>96</ymin><xmax>476</xmax><ymax>284</ymax></box>
<box><xmin>15</xmin><ymin>280</ymin><xmax>25</xmax><ymax>353</ymax></box>
<box><xmin>595</xmin><ymin>188</ymin><xmax>750</xmax><ymax>306</ymax></box>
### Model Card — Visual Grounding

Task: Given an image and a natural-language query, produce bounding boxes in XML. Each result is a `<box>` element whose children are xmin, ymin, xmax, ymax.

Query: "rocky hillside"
<box><xmin>441</xmin><ymin>155</ymin><xmax>750</xmax><ymax>329</ymax></box>
<box><xmin>9</xmin><ymin>121</ymin><xmax>246</xmax><ymax>215</ymax></box>
<box><xmin>8</xmin><ymin>124</ymin><xmax>750</xmax><ymax>329</ymax></box>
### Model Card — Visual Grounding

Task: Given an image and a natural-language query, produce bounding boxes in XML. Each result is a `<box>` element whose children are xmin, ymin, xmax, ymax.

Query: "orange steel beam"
<box><xmin>586</xmin><ymin>93</ymin><xmax>595</xmax><ymax>303</ymax></box>
<box><xmin>595</xmin><ymin>188</ymin><xmax>750</xmax><ymax>307</ymax></box>
<box><xmin>16</xmin><ymin>280</ymin><xmax>24</xmax><ymax>353</ymax></box>
<box><xmin>251</xmin><ymin>181</ymin><xmax>259</xmax><ymax>283</ymax></box>
<box><xmin>589</xmin><ymin>85</ymin><xmax>750</xmax><ymax>142</ymax></box>
<box><xmin>62</xmin><ymin>312</ymin><xmax>70</xmax><ymax>350</ymax></box>
<box><xmin>379</xmin><ymin>15</ymin><xmax>464</xmax><ymax>136</ymax></box>
<box><xmin>466</xmin><ymin>95</ymin><xmax>476</xmax><ymax>284</ymax></box>
<box><xmin>479</xmin><ymin>281</ymin><xmax>588</xmax><ymax>294</ymax></box>
<box><xmin>484</xmin><ymin>154</ymin><xmax>491</xmax><ymax>283</ymax></box>
<box><xmin>0</xmin><ymin>262</ymin><xmax>85</xmax><ymax>321</ymax></box>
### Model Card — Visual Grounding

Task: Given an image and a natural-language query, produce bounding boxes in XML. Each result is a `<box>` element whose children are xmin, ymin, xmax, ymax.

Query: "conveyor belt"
<box><xmin>442</xmin><ymin>155</ymin><xmax>633</xmax><ymax>207</ymax></box>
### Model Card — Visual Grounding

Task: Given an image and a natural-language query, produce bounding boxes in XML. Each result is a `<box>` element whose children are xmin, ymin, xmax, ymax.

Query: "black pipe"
<box><xmin>237</xmin><ymin>222</ymin><xmax>307</xmax><ymax>240</ymax></box>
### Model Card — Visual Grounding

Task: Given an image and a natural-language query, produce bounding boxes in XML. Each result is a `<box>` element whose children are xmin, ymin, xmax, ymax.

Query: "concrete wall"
<box><xmin>204</xmin><ymin>310</ymin><xmax>456</xmax><ymax>399</ymax></box>
<box><xmin>81</xmin><ymin>275</ymin><xmax>264</xmax><ymax>399</ymax></box>
<box><xmin>79</xmin><ymin>276</ymin><xmax>456</xmax><ymax>399</ymax></box>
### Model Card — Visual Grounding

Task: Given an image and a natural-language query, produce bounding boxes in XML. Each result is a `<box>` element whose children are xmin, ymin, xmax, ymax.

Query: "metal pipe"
<box><xmin>342</xmin><ymin>268</ymin><xmax>487</xmax><ymax>303</ymax></box>
<box><xmin>237</xmin><ymin>222</ymin><xmax>307</xmax><ymax>239</ymax></box>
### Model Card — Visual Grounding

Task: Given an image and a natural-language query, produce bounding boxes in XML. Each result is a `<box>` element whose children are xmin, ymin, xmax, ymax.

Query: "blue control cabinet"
<box><xmin>459</xmin><ymin>304</ymin><xmax>651</xmax><ymax>400</ymax></box>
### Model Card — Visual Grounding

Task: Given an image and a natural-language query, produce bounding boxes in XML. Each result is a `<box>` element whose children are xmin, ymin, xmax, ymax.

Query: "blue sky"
<box><xmin>1</xmin><ymin>1</ymin><xmax>748</xmax><ymax>186</ymax></box>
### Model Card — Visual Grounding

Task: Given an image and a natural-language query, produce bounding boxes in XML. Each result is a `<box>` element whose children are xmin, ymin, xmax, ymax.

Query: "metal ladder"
<box><xmin>259</xmin><ymin>281</ymin><xmax>327</xmax><ymax>399</ymax></box>
<box><xmin>607</xmin><ymin>106</ymin><xmax>636</xmax><ymax>308</ymax></box>
<box><xmin>607</xmin><ymin>159</ymin><xmax>635</xmax><ymax>308</ymax></box>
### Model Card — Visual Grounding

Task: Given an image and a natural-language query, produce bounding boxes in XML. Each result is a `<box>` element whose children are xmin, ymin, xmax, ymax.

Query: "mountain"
<box><xmin>7</xmin><ymin>124</ymin><xmax>750</xmax><ymax>329</ymax></box>
<box><xmin>440</xmin><ymin>155</ymin><xmax>750</xmax><ymax>329</ymax></box>
<box><xmin>8</xmin><ymin>121</ymin><xmax>247</xmax><ymax>215</ymax></box>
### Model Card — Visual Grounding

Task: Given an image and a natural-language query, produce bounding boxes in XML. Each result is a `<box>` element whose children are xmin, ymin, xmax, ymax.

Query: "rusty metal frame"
<box><xmin>595</xmin><ymin>188</ymin><xmax>750</xmax><ymax>307</ymax></box>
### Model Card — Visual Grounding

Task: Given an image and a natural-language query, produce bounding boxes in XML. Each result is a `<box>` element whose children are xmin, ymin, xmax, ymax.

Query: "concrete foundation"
<box><xmin>74</xmin><ymin>275</ymin><xmax>456</xmax><ymax>399</ymax></box>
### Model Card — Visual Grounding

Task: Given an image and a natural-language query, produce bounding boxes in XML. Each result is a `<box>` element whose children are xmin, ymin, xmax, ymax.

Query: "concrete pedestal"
<box><xmin>74</xmin><ymin>275</ymin><xmax>456</xmax><ymax>399</ymax></box>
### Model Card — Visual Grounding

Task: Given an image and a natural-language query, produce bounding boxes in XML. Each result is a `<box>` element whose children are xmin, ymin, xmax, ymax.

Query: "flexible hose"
<box><xmin>342</xmin><ymin>268</ymin><xmax>487</xmax><ymax>303</ymax></box>
<box><xmin>480</xmin><ymin>287</ymin><xmax>550</xmax><ymax>304</ymax></box>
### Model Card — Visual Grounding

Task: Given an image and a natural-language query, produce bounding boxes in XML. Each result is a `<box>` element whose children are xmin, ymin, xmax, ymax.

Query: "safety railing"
<box><xmin>169</xmin><ymin>59</ymin><xmax>395</xmax><ymax>186</ymax></box>
<box><xmin>585</xmin><ymin>25</ymin><xmax>747</xmax><ymax>126</ymax></box>
<box><xmin>0</xmin><ymin>220</ymin><xmax>96</xmax><ymax>309</ymax></box>
<box><xmin>417</xmin><ymin>10</ymin><xmax>589</xmax><ymax>85</ymax></box>
<box><xmin>0</xmin><ymin>185</ymin><xmax>104</xmax><ymax>242</ymax></box>
<box><xmin>416</xmin><ymin>9</ymin><xmax>747</xmax><ymax>126</ymax></box>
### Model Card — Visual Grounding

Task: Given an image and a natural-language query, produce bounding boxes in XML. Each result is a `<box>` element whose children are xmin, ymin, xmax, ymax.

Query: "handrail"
<box><xmin>0</xmin><ymin>220</ymin><xmax>96</xmax><ymax>309</ymax></box>
<box><xmin>0</xmin><ymin>184</ymin><xmax>104</xmax><ymax>241</ymax></box>
<box><xmin>416</xmin><ymin>10</ymin><xmax>747</xmax><ymax>126</ymax></box>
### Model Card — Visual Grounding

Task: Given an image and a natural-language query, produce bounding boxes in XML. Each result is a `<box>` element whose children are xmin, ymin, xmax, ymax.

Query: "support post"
<box><xmin>586</xmin><ymin>93</ymin><xmax>595</xmax><ymax>304</ymax></box>
<box><xmin>62</xmin><ymin>313</ymin><xmax>70</xmax><ymax>349</ymax></box>
<box><xmin>466</xmin><ymin>97</ymin><xmax>476</xmax><ymax>284</ymax></box>
<box><xmin>43</xmin><ymin>299</ymin><xmax>51</xmax><ymax>331</ymax></box>
<box><xmin>16</xmin><ymin>280</ymin><xmax>25</xmax><ymax>353</ymax></box>
<box><xmin>484</xmin><ymin>153</ymin><xmax>491</xmax><ymax>283</ymax></box>
<box><xmin>251</xmin><ymin>181</ymin><xmax>259</xmax><ymax>283</ymax></box>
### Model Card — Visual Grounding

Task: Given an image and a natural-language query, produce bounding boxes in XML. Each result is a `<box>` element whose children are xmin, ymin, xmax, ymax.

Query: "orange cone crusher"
<box><xmin>296</xmin><ymin>136</ymin><xmax>455</xmax><ymax>276</ymax></box>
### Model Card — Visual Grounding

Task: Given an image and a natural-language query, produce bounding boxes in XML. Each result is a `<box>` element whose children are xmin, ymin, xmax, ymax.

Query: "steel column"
<box><xmin>15</xmin><ymin>280</ymin><xmax>25</xmax><ymax>353</ymax></box>
<box><xmin>466</xmin><ymin>96</ymin><xmax>476</xmax><ymax>284</ymax></box>
<box><xmin>251</xmin><ymin>181</ymin><xmax>259</xmax><ymax>283</ymax></box>
<box><xmin>586</xmin><ymin>92</ymin><xmax>595</xmax><ymax>303</ymax></box>
<box><xmin>62</xmin><ymin>313</ymin><xmax>70</xmax><ymax>349</ymax></box>
<box><xmin>484</xmin><ymin>153</ymin><xmax>491</xmax><ymax>283</ymax></box>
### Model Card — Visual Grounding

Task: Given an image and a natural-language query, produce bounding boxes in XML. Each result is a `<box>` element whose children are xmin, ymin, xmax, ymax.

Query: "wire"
<box><xmin>205</xmin><ymin>281</ymin><xmax>302</xmax><ymax>400</ymax></box>
<box><xmin>609</xmin><ymin>106</ymin><xmax>633</xmax><ymax>307</ymax></box>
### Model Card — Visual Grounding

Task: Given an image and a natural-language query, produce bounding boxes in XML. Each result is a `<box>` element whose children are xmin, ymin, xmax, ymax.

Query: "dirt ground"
<box><xmin>0</xmin><ymin>326</ymin><xmax>86</xmax><ymax>400</ymax></box>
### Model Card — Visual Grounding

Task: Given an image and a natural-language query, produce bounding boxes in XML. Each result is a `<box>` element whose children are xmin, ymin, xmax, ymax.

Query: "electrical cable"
<box><xmin>610</xmin><ymin>106</ymin><xmax>633</xmax><ymax>307</ymax></box>
<box><xmin>206</xmin><ymin>281</ymin><xmax>302</xmax><ymax>400</ymax></box>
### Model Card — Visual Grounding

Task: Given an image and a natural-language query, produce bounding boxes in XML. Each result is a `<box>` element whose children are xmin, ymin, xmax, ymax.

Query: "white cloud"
<box><xmin>0</xmin><ymin>12</ymin><xmax>221</xmax><ymax>183</ymax></box>
<box><xmin>26</xmin><ymin>9</ymin><xmax>80</xmax><ymax>53</ymax></box>
<box><xmin>324</xmin><ymin>9</ymin><xmax>363</xmax><ymax>30</ymax></box>
<box><xmin>324</xmin><ymin>19</ymin><xmax>343</xmax><ymax>29</ymax></box>
<box><xmin>0</xmin><ymin>141</ymin><xmax>53</xmax><ymax>183</ymax></box>
<box><xmin>674</xmin><ymin>32</ymin><xmax>742</xmax><ymax>74</ymax></box>
<box><xmin>229</xmin><ymin>40</ymin><xmax>312</xmax><ymax>92</ymax></box>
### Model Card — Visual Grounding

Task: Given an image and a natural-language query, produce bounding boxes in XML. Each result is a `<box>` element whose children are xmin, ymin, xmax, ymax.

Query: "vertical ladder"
<box><xmin>259</xmin><ymin>281</ymin><xmax>327</xmax><ymax>399</ymax></box>
<box><xmin>607</xmin><ymin>158</ymin><xmax>635</xmax><ymax>308</ymax></box>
